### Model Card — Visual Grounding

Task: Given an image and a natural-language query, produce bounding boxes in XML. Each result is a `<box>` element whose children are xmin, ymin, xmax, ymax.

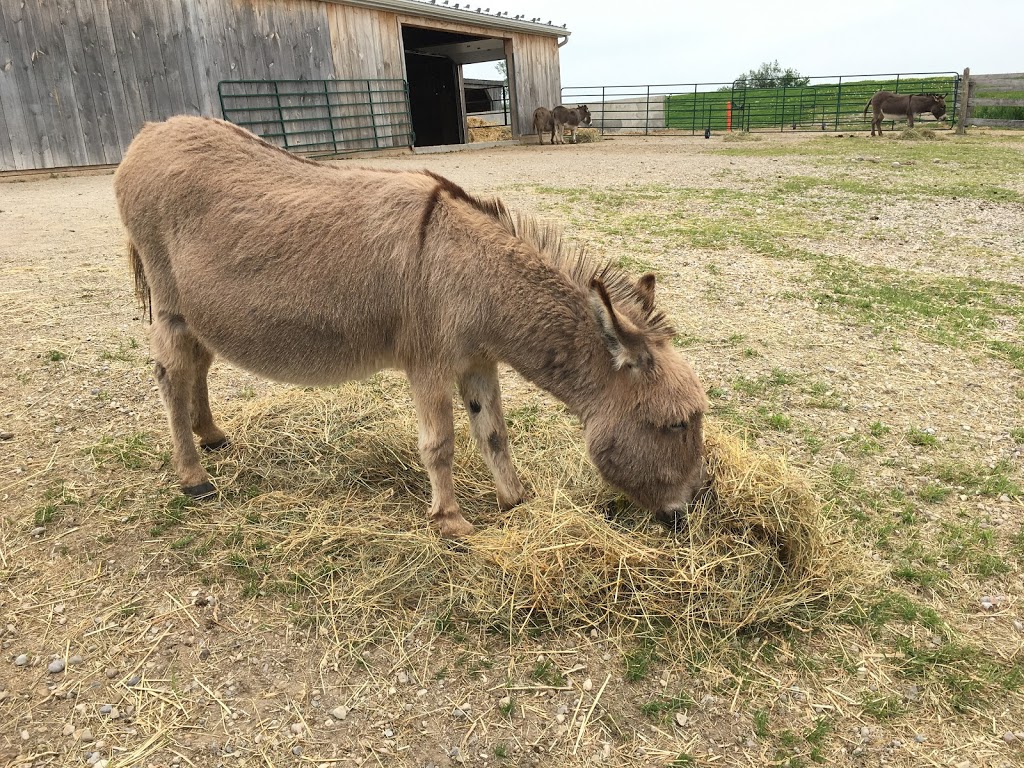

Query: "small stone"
<box><xmin>96</xmin><ymin>761</ymin><xmax>109</xmax><ymax>768</ymax></box>
<box><xmin>914</xmin><ymin>734</ymin><xmax>926</xmax><ymax>743</ymax></box>
<box><xmin>63</xmin><ymin>723</ymin><xmax>74</xmax><ymax>736</ymax></box>
<box><xmin>292</xmin><ymin>746</ymin><xmax>302</xmax><ymax>756</ymax></box>
<box><xmin>675</xmin><ymin>712</ymin><xmax>687</xmax><ymax>727</ymax></box>
<box><xmin>109</xmin><ymin>706</ymin><xmax>119</xmax><ymax>719</ymax></box>
<box><xmin>48</xmin><ymin>658</ymin><xmax>66</xmax><ymax>674</ymax></box>
<box><xmin>384</xmin><ymin>728</ymin><xmax>394</xmax><ymax>738</ymax></box>
<box><xmin>126</xmin><ymin>673</ymin><xmax>141</xmax><ymax>686</ymax></box>
<box><xmin>20</xmin><ymin>729</ymin><xmax>29</xmax><ymax>740</ymax></box>
<box><xmin>582</xmin><ymin>678</ymin><xmax>593</xmax><ymax>692</ymax></box>
<box><xmin>416</xmin><ymin>688</ymin><xmax>428</xmax><ymax>698</ymax></box>
<box><xmin>99</xmin><ymin>704</ymin><xmax>112</xmax><ymax>715</ymax></box>
<box><xmin>1002</xmin><ymin>732</ymin><xmax>1016</xmax><ymax>743</ymax></box>
<box><xmin>79</xmin><ymin>726</ymin><xmax>95</xmax><ymax>743</ymax></box>
<box><xmin>14</xmin><ymin>654</ymin><xmax>28</xmax><ymax>666</ymax></box>
<box><xmin>555</xmin><ymin>713</ymin><xmax>565</xmax><ymax>723</ymax></box>
<box><xmin>290</xmin><ymin>722</ymin><xmax>304</xmax><ymax>735</ymax></box>
<box><xmin>69</xmin><ymin>655</ymin><xmax>84</xmax><ymax>666</ymax></box>
<box><xmin>397</xmin><ymin>671</ymin><xmax>410</xmax><ymax>685</ymax></box>
<box><xmin>0</xmin><ymin>432</ymin><xmax>13</xmax><ymax>440</ymax></box>
<box><xmin>452</xmin><ymin>707</ymin><xmax>468</xmax><ymax>719</ymax></box>
<box><xmin>31</xmin><ymin>527</ymin><xmax>45</xmax><ymax>536</ymax></box>
<box><xmin>329</xmin><ymin>706</ymin><xmax>348</xmax><ymax>721</ymax></box>
<box><xmin>498</xmin><ymin>696</ymin><xmax>511</xmax><ymax>711</ymax></box>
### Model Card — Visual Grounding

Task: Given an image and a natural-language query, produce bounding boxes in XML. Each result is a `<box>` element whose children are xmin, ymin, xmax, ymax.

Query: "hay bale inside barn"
<box><xmin>0</xmin><ymin>0</ymin><xmax>570</xmax><ymax>171</ymax></box>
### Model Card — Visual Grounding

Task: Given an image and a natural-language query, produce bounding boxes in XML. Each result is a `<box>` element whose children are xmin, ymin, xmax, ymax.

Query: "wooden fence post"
<box><xmin>956</xmin><ymin>67</ymin><xmax>970</xmax><ymax>135</ymax></box>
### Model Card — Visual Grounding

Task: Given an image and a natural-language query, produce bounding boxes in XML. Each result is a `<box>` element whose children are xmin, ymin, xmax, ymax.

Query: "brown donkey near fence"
<box><xmin>114</xmin><ymin>116</ymin><xmax>708</xmax><ymax>538</ymax></box>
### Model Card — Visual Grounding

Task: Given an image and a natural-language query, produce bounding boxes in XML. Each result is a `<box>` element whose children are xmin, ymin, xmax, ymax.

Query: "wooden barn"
<box><xmin>0</xmin><ymin>0</ymin><xmax>570</xmax><ymax>172</ymax></box>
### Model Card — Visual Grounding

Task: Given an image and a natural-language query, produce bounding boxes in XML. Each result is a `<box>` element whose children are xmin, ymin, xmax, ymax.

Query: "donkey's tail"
<box><xmin>127</xmin><ymin>239</ymin><xmax>152</xmax><ymax>323</ymax></box>
<box><xmin>863</xmin><ymin>100</ymin><xmax>872</xmax><ymax>116</ymax></box>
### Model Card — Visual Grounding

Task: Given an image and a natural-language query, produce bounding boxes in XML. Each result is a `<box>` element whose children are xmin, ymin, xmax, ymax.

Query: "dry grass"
<box><xmin>722</xmin><ymin>131</ymin><xmax>763</xmax><ymax>142</ymax></box>
<box><xmin>175</xmin><ymin>376</ymin><xmax>860</xmax><ymax>654</ymax></box>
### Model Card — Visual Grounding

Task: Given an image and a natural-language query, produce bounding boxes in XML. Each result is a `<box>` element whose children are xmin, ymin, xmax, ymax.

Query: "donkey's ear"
<box><xmin>589</xmin><ymin>278</ymin><xmax>653</xmax><ymax>371</ymax></box>
<box><xmin>635</xmin><ymin>272</ymin><xmax>657</xmax><ymax>313</ymax></box>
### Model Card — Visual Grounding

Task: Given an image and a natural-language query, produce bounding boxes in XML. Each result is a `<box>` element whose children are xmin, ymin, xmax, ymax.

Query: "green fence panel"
<box><xmin>218</xmin><ymin>78</ymin><xmax>414</xmax><ymax>157</ymax></box>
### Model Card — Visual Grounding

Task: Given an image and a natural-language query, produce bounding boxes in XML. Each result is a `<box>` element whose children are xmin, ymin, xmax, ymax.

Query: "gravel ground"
<box><xmin>1</xmin><ymin>130</ymin><xmax>1023</xmax><ymax>767</ymax></box>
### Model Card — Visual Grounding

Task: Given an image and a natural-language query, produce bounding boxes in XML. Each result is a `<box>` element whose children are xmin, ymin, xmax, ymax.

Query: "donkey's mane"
<box><xmin>483</xmin><ymin>196</ymin><xmax>676</xmax><ymax>340</ymax></box>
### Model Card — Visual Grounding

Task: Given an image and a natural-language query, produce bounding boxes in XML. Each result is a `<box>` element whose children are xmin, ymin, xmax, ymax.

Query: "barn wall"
<box><xmin>0</xmin><ymin>0</ymin><xmax>563</xmax><ymax>171</ymax></box>
<box><xmin>509</xmin><ymin>33</ymin><xmax>561</xmax><ymax>136</ymax></box>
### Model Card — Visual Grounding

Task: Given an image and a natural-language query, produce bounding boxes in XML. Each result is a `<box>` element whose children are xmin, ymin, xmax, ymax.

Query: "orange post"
<box><xmin>727</xmin><ymin>101</ymin><xmax>732</xmax><ymax>132</ymax></box>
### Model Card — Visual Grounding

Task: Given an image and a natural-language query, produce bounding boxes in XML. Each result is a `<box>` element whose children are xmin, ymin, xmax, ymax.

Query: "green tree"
<box><xmin>735</xmin><ymin>60</ymin><xmax>810</xmax><ymax>89</ymax></box>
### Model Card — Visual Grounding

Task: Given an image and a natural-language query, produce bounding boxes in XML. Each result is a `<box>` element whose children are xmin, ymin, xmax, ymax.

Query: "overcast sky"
<box><xmin>463</xmin><ymin>0</ymin><xmax>1021</xmax><ymax>86</ymax></box>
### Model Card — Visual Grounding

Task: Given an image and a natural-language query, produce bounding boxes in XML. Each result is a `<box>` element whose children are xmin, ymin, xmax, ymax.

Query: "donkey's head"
<box><xmin>576</xmin><ymin>104</ymin><xmax>593</xmax><ymax>126</ymax></box>
<box><xmin>584</xmin><ymin>274</ymin><xmax>708</xmax><ymax>527</ymax></box>
<box><xmin>931</xmin><ymin>94</ymin><xmax>948</xmax><ymax>120</ymax></box>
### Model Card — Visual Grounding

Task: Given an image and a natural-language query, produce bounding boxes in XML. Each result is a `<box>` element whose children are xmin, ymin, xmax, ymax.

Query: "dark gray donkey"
<box><xmin>863</xmin><ymin>91</ymin><xmax>947</xmax><ymax>136</ymax></box>
<box><xmin>550</xmin><ymin>105</ymin><xmax>593</xmax><ymax>144</ymax></box>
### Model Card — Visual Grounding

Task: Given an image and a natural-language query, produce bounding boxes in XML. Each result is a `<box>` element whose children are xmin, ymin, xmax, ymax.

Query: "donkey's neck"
<box><xmin>485</xmin><ymin>259</ymin><xmax>610</xmax><ymax>422</ymax></box>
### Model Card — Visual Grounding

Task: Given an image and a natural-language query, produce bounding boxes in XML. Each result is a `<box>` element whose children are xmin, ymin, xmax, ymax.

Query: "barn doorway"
<box><xmin>401</xmin><ymin>24</ymin><xmax>508</xmax><ymax>147</ymax></box>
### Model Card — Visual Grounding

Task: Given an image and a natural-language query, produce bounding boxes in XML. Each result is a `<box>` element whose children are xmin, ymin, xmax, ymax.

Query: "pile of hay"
<box><xmin>190</xmin><ymin>375</ymin><xmax>858</xmax><ymax>643</ymax></box>
<box><xmin>897</xmin><ymin>127</ymin><xmax>941</xmax><ymax>140</ymax></box>
<box><xmin>467</xmin><ymin>116</ymin><xmax>513</xmax><ymax>143</ymax></box>
<box><xmin>573</xmin><ymin>128</ymin><xmax>600</xmax><ymax>143</ymax></box>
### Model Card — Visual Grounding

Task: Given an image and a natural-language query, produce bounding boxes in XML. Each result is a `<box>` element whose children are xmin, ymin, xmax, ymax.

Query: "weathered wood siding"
<box><xmin>0</xmin><ymin>0</ymin><xmax>562</xmax><ymax>170</ymax></box>
<box><xmin>509</xmin><ymin>32</ymin><xmax>560</xmax><ymax>136</ymax></box>
<box><xmin>0</xmin><ymin>0</ymin><xmax>345</xmax><ymax>170</ymax></box>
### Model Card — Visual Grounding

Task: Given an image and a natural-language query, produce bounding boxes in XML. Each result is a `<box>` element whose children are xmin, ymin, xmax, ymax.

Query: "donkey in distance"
<box><xmin>864</xmin><ymin>91</ymin><xmax>947</xmax><ymax>136</ymax></box>
<box><xmin>115</xmin><ymin>116</ymin><xmax>707</xmax><ymax>538</ymax></box>
<box><xmin>533</xmin><ymin>104</ymin><xmax>593</xmax><ymax>144</ymax></box>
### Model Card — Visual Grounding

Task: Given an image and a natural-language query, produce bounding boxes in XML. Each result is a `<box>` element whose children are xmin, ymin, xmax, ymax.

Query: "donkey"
<box><xmin>551</xmin><ymin>104</ymin><xmax>593</xmax><ymax>144</ymax></box>
<box><xmin>532</xmin><ymin>106</ymin><xmax>554</xmax><ymax>144</ymax></box>
<box><xmin>114</xmin><ymin>116</ymin><xmax>708</xmax><ymax>538</ymax></box>
<box><xmin>863</xmin><ymin>91</ymin><xmax>947</xmax><ymax>136</ymax></box>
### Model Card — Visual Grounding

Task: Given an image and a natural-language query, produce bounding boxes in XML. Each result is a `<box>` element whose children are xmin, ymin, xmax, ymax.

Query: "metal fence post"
<box><xmin>834</xmin><ymin>77</ymin><xmax>842</xmax><ymax>131</ymax></box>
<box><xmin>324</xmin><ymin>80</ymin><xmax>338</xmax><ymax>154</ymax></box>
<box><xmin>274</xmin><ymin>81</ymin><xmax>288</xmax><ymax>148</ymax></box>
<box><xmin>645</xmin><ymin>85</ymin><xmax>650</xmax><ymax>135</ymax></box>
<box><xmin>367</xmin><ymin>80</ymin><xmax>380</xmax><ymax>149</ymax></box>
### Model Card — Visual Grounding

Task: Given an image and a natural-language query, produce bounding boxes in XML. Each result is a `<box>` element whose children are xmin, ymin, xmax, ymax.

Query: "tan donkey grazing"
<box><xmin>115</xmin><ymin>116</ymin><xmax>708</xmax><ymax>538</ymax></box>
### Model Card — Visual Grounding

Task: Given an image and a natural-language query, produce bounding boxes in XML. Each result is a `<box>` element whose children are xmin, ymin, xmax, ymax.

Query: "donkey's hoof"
<box><xmin>200</xmin><ymin>437</ymin><xmax>230</xmax><ymax>452</ymax></box>
<box><xmin>182</xmin><ymin>480</ymin><xmax>217</xmax><ymax>499</ymax></box>
<box><xmin>433</xmin><ymin>512</ymin><xmax>475</xmax><ymax>539</ymax></box>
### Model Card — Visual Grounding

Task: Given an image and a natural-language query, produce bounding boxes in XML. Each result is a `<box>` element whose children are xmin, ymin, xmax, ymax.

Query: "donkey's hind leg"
<box><xmin>190</xmin><ymin>342</ymin><xmax>228</xmax><ymax>451</ymax></box>
<box><xmin>150</xmin><ymin>313</ymin><xmax>216</xmax><ymax>498</ymax></box>
<box><xmin>459</xmin><ymin>361</ymin><xmax>527</xmax><ymax>511</ymax></box>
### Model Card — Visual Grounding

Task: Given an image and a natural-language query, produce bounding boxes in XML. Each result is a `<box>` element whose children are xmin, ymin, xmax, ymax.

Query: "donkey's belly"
<box><xmin>189</xmin><ymin>309</ymin><xmax>399</xmax><ymax>387</ymax></box>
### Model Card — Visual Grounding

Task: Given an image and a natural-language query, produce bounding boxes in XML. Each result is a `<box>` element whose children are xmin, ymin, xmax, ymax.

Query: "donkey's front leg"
<box><xmin>459</xmin><ymin>362</ymin><xmax>526</xmax><ymax>510</ymax></box>
<box><xmin>409</xmin><ymin>375</ymin><xmax>474</xmax><ymax>538</ymax></box>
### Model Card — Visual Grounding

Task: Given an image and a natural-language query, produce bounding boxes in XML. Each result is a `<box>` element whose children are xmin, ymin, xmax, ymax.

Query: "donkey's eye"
<box><xmin>669</xmin><ymin>421</ymin><xmax>688</xmax><ymax>431</ymax></box>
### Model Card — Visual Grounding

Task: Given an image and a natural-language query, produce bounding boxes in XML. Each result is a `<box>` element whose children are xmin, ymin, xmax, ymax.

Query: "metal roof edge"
<box><xmin>323</xmin><ymin>0</ymin><xmax>571</xmax><ymax>37</ymax></box>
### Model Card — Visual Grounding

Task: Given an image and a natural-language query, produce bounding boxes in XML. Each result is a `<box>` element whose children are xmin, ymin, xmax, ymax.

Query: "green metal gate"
<box><xmin>218</xmin><ymin>78</ymin><xmax>414</xmax><ymax>156</ymax></box>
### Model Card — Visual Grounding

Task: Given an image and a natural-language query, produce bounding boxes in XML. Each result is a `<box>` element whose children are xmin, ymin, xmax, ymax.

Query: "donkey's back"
<box><xmin>115</xmin><ymin>116</ymin><xmax>441</xmax><ymax>385</ymax></box>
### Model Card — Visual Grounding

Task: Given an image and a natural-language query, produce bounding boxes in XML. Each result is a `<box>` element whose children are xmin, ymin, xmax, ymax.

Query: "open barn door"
<box><xmin>401</xmin><ymin>24</ymin><xmax>508</xmax><ymax>147</ymax></box>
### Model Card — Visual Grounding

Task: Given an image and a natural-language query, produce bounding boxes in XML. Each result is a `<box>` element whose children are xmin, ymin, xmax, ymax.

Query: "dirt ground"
<box><xmin>1</xmin><ymin>130</ymin><xmax>1023</xmax><ymax>767</ymax></box>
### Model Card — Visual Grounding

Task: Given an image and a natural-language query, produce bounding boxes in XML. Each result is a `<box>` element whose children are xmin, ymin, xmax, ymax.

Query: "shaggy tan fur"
<box><xmin>114</xmin><ymin>116</ymin><xmax>708</xmax><ymax>537</ymax></box>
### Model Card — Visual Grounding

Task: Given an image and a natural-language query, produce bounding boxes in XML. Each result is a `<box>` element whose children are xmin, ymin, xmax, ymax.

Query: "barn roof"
<box><xmin>331</xmin><ymin>0</ymin><xmax>571</xmax><ymax>37</ymax></box>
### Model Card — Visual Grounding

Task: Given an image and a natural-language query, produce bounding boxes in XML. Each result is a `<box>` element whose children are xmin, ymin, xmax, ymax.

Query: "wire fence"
<box><xmin>562</xmin><ymin>72</ymin><xmax>960</xmax><ymax>135</ymax></box>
